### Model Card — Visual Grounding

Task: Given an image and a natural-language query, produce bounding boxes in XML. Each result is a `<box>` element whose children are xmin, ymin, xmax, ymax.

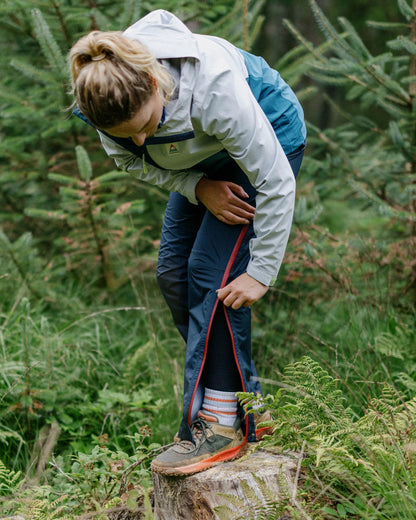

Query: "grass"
<box><xmin>0</xmin><ymin>200</ymin><xmax>415</xmax><ymax>517</ymax></box>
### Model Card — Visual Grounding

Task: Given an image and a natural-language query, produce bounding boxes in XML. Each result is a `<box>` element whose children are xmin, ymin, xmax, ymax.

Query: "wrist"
<box><xmin>195</xmin><ymin>176</ymin><xmax>209</xmax><ymax>201</ymax></box>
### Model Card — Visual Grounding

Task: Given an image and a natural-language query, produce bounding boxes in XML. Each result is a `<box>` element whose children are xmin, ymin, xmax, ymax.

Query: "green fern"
<box><xmin>0</xmin><ymin>459</ymin><xmax>22</xmax><ymax>495</ymax></box>
<box><xmin>215</xmin><ymin>472</ymin><xmax>293</xmax><ymax>520</ymax></box>
<box><xmin>14</xmin><ymin>492</ymin><xmax>69</xmax><ymax>520</ymax></box>
<box><xmin>239</xmin><ymin>356</ymin><xmax>416</xmax><ymax>519</ymax></box>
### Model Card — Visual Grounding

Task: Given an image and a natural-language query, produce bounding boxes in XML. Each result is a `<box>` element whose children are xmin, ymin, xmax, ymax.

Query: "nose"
<box><xmin>131</xmin><ymin>133</ymin><xmax>146</xmax><ymax>146</ymax></box>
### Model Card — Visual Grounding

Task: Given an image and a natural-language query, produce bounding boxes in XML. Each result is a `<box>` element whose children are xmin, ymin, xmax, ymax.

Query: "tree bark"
<box><xmin>152</xmin><ymin>448</ymin><xmax>300</xmax><ymax>520</ymax></box>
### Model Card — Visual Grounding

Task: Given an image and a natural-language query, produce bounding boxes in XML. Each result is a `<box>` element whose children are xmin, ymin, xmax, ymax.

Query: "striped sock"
<box><xmin>201</xmin><ymin>387</ymin><xmax>238</xmax><ymax>427</ymax></box>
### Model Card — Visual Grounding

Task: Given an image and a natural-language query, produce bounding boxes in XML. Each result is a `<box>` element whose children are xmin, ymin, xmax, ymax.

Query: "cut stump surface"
<box><xmin>152</xmin><ymin>447</ymin><xmax>300</xmax><ymax>520</ymax></box>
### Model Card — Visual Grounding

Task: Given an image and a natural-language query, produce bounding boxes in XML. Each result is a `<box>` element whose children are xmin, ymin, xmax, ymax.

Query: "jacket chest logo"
<box><xmin>169</xmin><ymin>143</ymin><xmax>179</xmax><ymax>154</ymax></box>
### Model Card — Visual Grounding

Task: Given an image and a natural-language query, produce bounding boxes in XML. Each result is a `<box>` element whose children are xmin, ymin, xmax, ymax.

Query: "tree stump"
<box><xmin>152</xmin><ymin>447</ymin><xmax>300</xmax><ymax>520</ymax></box>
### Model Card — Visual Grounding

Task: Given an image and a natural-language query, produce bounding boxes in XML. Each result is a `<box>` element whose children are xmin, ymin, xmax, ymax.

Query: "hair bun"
<box><xmin>91</xmin><ymin>53</ymin><xmax>106</xmax><ymax>62</ymax></box>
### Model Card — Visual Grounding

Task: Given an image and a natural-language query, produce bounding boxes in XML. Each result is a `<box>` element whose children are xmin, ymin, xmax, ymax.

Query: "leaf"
<box><xmin>126</xmin><ymin>488</ymin><xmax>140</xmax><ymax>511</ymax></box>
<box><xmin>320</xmin><ymin>506</ymin><xmax>339</xmax><ymax>517</ymax></box>
<box><xmin>337</xmin><ymin>503</ymin><xmax>347</xmax><ymax>518</ymax></box>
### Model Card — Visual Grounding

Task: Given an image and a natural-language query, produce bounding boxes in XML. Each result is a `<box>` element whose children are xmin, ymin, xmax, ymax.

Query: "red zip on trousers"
<box><xmin>187</xmin><ymin>224</ymin><xmax>249</xmax><ymax>440</ymax></box>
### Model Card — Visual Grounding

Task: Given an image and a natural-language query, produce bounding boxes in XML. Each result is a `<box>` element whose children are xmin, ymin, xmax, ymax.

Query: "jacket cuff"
<box><xmin>246</xmin><ymin>264</ymin><xmax>277</xmax><ymax>287</ymax></box>
<box><xmin>181</xmin><ymin>172</ymin><xmax>205</xmax><ymax>205</ymax></box>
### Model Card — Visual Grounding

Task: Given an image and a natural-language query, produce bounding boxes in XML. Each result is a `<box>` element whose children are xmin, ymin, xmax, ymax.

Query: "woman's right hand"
<box><xmin>195</xmin><ymin>177</ymin><xmax>255</xmax><ymax>225</ymax></box>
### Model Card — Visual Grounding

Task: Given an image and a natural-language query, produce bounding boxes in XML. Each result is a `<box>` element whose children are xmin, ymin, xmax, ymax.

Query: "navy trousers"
<box><xmin>156</xmin><ymin>146</ymin><xmax>304</xmax><ymax>441</ymax></box>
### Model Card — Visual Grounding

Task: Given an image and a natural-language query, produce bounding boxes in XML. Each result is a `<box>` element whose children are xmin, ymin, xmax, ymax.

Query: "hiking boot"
<box><xmin>253</xmin><ymin>409</ymin><xmax>274</xmax><ymax>440</ymax></box>
<box><xmin>151</xmin><ymin>412</ymin><xmax>246</xmax><ymax>476</ymax></box>
<box><xmin>173</xmin><ymin>409</ymin><xmax>274</xmax><ymax>443</ymax></box>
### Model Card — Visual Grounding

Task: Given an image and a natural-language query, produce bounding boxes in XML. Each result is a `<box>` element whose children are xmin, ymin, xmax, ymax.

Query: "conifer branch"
<box><xmin>243</xmin><ymin>0</ymin><xmax>249</xmax><ymax>51</ymax></box>
<box><xmin>409</xmin><ymin>0</ymin><xmax>416</xmax><ymax>212</ymax></box>
<box><xmin>308</xmin><ymin>0</ymin><xmax>411</xmax><ymax>105</ymax></box>
<box><xmin>0</xmin><ymin>231</ymin><xmax>42</xmax><ymax>300</ymax></box>
<box><xmin>49</xmin><ymin>0</ymin><xmax>71</xmax><ymax>47</ymax></box>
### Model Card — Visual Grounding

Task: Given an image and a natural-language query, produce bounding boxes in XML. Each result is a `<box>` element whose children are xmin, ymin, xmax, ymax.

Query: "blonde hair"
<box><xmin>69</xmin><ymin>31</ymin><xmax>175</xmax><ymax>129</ymax></box>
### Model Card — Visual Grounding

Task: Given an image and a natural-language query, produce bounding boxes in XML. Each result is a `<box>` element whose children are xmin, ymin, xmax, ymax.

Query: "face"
<box><xmin>104</xmin><ymin>92</ymin><xmax>164</xmax><ymax>146</ymax></box>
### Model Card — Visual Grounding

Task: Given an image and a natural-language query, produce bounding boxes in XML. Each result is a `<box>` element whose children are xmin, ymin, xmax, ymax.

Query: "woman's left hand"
<box><xmin>216</xmin><ymin>272</ymin><xmax>269</xmax><ymax>309</ymax></box>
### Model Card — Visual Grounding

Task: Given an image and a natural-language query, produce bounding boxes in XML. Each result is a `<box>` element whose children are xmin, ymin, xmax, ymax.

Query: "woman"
<box><xmin>70</xmin><ymin>9</ymin><xmax>306</xmax><ymax>476</ymax></box>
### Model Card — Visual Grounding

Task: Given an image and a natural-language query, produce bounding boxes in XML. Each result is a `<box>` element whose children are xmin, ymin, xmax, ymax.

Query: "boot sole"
<box><xmin>151</xmin><ymin>440</ymin><xmax>247</xmax><ymax>476</ymax></box>
<box><xmin>255</xmin><ymin>426</ymin><xmax>273</xmax><ymax>441</ymax></box>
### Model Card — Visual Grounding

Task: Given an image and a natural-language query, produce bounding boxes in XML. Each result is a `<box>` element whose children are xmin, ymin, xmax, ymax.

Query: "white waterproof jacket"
<box><xmin>98</xmin><ymin>10</ymin><xmax>304</xmax><ymax>287</ymax></box>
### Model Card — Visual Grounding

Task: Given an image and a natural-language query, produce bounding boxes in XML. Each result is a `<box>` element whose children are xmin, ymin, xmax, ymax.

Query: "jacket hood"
<box><xmin>123</xmin><ymin>10</ymin><xmax>199</xmax><ymax>137</ymax></box>
<box><xmin>123</xmin><ymin>9</ymin><xmax>199</xmax><ymax>60</ymax></box>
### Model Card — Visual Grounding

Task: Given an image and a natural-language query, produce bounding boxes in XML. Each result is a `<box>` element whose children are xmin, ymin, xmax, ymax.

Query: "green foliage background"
<box><xmin>0</xmin><ymin>0</ymin><xmax>415</xmax><ymax>518</ymax></box>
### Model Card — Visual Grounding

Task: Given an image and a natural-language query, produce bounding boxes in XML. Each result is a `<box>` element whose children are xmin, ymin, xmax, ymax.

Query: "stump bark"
<box><xmin>152</xmin><ymin>447</ymin><xmax>300</xmax><ymax>520</ymax></box>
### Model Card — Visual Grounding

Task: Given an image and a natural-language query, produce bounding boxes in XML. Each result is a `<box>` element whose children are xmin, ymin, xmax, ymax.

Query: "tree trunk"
<box><xmin>152</xmin><ymin>448</ymin><xmax>300</xmax><ymax>520</ymax></box>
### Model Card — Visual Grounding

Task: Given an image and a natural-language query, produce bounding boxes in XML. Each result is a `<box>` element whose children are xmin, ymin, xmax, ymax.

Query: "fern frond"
<box><xmin>18</xmin><ymin>493</ymin><xmax>68</xmax><ymax>520</ymax></box>
<box><xmin>0</xmin><ymin>459</ymin><xmax>23</xmax><ymax>494</ymax></box>
<box><xmin>216</xmin><ymin>473</ymin><xmax>290</xmax><ymax>520</ymax></box>
<box><xmin>374</xmin><ymin>330</ymin><xmax>406</xmax><ymax>360</ymax></box>
<box><xmin>215</xmin><ymin>504</ymin><xmax>237</xmax><ymax>520</ymax></box>
<box><xmin>254</xmin><ymin>471</ymin><xmax>290</xmax><ymax>503</ymax></box>
<box><xmin>239</xmin><ymin>478</ymin><xmax>260</xmax><ymax>506</ymax></box>
<box><xmin>216</xmin><ymin>492</ymin><xmax>248</xmax><ymax>513</ymax></box>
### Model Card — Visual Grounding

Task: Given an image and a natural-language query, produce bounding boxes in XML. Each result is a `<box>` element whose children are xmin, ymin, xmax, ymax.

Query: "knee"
<box><xmin>156</xmin><ymin>261</ymin><xmax>187</xmax><ymax>299</ymax></box>
<box><xmin>188</xmin><ymin>250</ymin><xmax>220</xmax><ymax>290</ymax></box>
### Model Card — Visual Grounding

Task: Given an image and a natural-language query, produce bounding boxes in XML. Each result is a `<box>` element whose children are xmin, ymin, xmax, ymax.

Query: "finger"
<box><xmin>223</xmin><ymin>293</ymin><xmax>239</xmax><ymax>307</ymax></box>
<box><xmin>231</xmin><ymin>297</ymin><xmax>244</xmax><ymax>310</ymax></box>
<box><xmin>226</xmin><ymin>182</ymin><xmax>250</xmax><ymax>198</ymax></box>
<box><xmin>216</xmin><ymin>286</ymin><xmax>231</xmax><ymax>301</ymax></box>
<box><xmin>227</xmin><ymin>204</ymin><xmax>255</xmax><ymax>219</ymax></box>
<box><xmin>218</xmin><ymin>286</ymin><xmax>238</xmax><ymax>307</ymax></box>
<box><xmin>225</xmin><ymin>189</ymin><xmax>255</xmax><ymax>211</ymax></box>
<box><xmin>216</xmin><ymin>210</ymin><xmax>250</xmax><ymax>225</ymax></box>
<box><xmin>227</xmin><ymin>200</ymin><xmax>256</xmax><ymax>218</ymax></box>
<box><xmin>222</xmin><ymin>213</ymin><xmax>251</xmax><ymax>225</ymax></box>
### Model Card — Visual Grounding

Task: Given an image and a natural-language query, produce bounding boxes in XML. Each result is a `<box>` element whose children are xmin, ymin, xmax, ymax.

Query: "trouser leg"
<box><xmin>204</xmin><ymin>302</ymin><xmax>242</xmax><ymax>391</ymax></box>
<box><xmin>158</xmin><ymin>148</ymin><xmax>305</xmax><ymax>442</ymax></box>
<box><xmin>156</xmin><ymin>192</ymin><xmax>204</xmax><ymax>342</ymax></box>
<box><xmin>178</xmin><ymin>201</ymin><xmax>261</xmax><ymax>441</ymax></box>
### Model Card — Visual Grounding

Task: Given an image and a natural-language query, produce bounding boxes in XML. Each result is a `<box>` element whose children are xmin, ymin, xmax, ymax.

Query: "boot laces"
<box><xmin>174</xmin><ymin>417</ymin><xmax>216</xmax><ymax>453</ymax></box>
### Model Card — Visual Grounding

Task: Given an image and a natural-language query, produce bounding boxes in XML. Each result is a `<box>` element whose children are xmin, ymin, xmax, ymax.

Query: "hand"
<box><xmin>195</xmin><ymin>178</ymin><xmax>255</xmax><ymax>225</ymax></box>
<box><xmin>216</xmin><ymin>273</ymin><xmax>269</xmax><ymax>309</ymax></box>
